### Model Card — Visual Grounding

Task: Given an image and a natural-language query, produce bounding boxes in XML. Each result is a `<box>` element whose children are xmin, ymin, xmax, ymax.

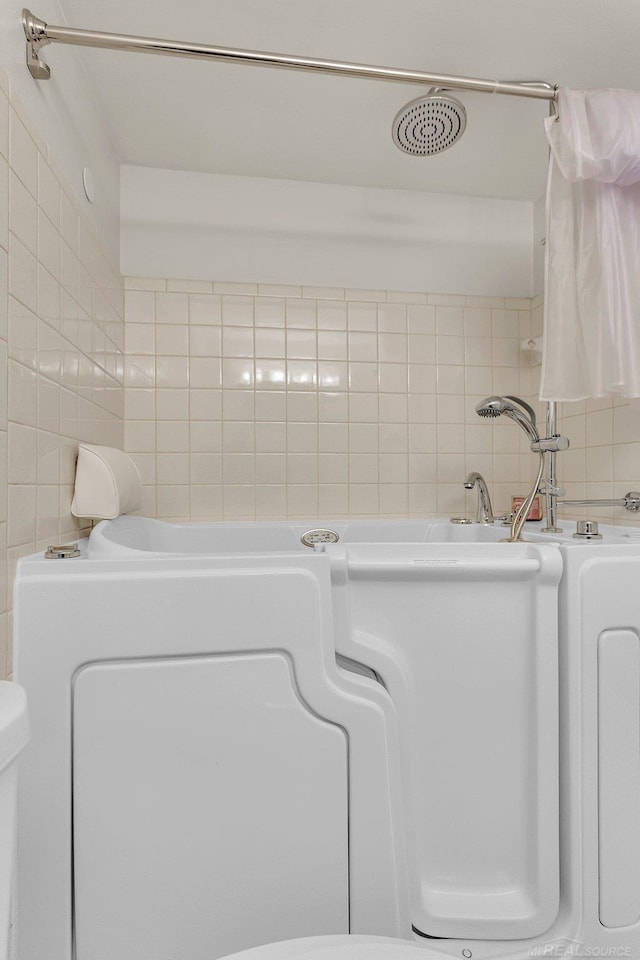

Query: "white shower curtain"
<box><xmin>541</xmin><ymin>88</ymin><xmax>640</xmax><ymax>400</ymax></box>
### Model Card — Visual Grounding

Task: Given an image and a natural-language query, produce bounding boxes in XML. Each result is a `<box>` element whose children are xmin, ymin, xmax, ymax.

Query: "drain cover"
<box><xmin>300</xmin><ymin>529</ymin><xmax>340</xmax><ymax>548</ymax></box>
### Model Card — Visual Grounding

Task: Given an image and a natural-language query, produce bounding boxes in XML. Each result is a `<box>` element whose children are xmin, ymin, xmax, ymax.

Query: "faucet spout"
<box><xmin>464</xmin><ymin>472</ymin><xmax>494</xmax><ymax>524</ymax></box>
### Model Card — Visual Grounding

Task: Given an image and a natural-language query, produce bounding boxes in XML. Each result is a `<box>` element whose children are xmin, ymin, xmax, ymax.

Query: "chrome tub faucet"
<box><xmin>463</xmin><ymin>472</ymin><xmax>495</xmax><ymax>524</ymax></box>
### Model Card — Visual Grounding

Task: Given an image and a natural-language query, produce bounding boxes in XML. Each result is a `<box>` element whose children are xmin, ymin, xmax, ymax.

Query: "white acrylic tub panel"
<box><xmin>73</xmin><ymin>655</ymin><xmax>348</xmax><ymax>960</ymax></box>
<box><xmin>571</xmin><ymin>553</ymin><xmax>640</xmax><ymax>942</ymax></box>
<box><xmin>598</xmin><ymin>630</ymin><xmax>640</xmax><ymax>928</ymax></box>
<box><xmin>328</xmin><ymin>542</ymin><xmax>563</xmax><ymax>941</ymax></box>
<box><xmin>15</xmin><ymin>555</ymin><xmax>409</xmax><ymax>960</ymax></box>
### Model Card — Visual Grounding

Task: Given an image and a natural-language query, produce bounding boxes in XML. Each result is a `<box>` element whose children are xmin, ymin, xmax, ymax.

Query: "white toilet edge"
<box><xmin>218</xmin><ymin>935</ymin><xmax>457</xmax><ymax>960</ymax></box>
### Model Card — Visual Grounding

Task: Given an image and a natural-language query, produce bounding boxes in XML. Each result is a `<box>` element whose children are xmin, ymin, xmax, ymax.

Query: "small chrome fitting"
<box><xmin>45</xmin><ymin>543</ymin><xmax>81</xmax><ymax>559</ymax></box>
<box><xmin>573</xmin><ymin>520</ymin><xmax>602</xmax><ymax>540</ymax></box>
<box><xmin>530</xmin><ymin>435</ymin><xmax>570</xmax><ymax>453</ymax></box>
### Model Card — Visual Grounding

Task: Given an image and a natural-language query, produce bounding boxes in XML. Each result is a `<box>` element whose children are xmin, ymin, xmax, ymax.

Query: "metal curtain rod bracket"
<box><xmin>22</xmin><ymin>8</ymin><xmax>558</xmax><ymax>101</ymax></box>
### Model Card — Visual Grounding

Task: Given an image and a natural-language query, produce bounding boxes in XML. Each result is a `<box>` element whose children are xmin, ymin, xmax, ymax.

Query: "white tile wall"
<box><xmin>0</xmin><ymin>70</ymin><xmax>125</xmax><ymax>678</ymax></box>
<box><xmin>124</xmin><ymin>279</ymin><xmax>536</xmax><ymax>524</ymax></box>
<box><xmin>556</xmin><ymin>393</ymin><xmax>640</xmax><ymax>527</ymax></box>
<box><xmin>125</xmin><ymin>280</ymin><xmax>640</xmax><ymax>536</ymax></box>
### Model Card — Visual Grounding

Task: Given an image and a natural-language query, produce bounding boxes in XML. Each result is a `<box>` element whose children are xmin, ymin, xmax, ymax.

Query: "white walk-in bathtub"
<box><xmin>87</xmin><ymin>512</ymin><xmax>640</xmax><ymax>556</ymax></box>
<box><xmin>14</xmin><ymin>515</ymin><xmax>640</xmax><ymax>960</ymax></box>
<box><xmin>87</xmin><ymin>513</ymin><xmax>511</xmax><ymax>557</ymax></box>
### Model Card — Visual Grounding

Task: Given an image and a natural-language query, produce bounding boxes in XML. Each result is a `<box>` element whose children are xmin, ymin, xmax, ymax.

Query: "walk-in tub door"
<box><xmin>330</xmin><ymin>542</ymin><xmax>562</xmax><ymax>942</ymax></box>
<box><xmin>73</xmin><ymin>654</ymin><xmax>348</xmax><ymax>960</ymax></box>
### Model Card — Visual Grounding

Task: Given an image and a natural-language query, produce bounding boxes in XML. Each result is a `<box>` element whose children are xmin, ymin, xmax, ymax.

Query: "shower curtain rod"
<box><xmin>22</xmin><ymin>8</ymin><xmax>557</xmax><ymax>100</ymax></box>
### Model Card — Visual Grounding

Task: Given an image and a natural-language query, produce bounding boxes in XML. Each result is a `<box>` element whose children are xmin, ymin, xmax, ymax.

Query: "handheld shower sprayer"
<box><xmin>475</xmin><ymin>396</ymin><xmax>540</xmax><ymax>443</ymax></box>
<box><xmin>475</xmin><ymin>396</ymin><xmax>569</xmax><ymax>542</ymax></box>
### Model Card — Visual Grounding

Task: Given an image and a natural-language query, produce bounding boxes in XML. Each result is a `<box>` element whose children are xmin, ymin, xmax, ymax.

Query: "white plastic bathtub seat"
<box><xmin>328</xmin><ymin>541</ymin><xmax>563</xmax><ymax>942</ymax></box>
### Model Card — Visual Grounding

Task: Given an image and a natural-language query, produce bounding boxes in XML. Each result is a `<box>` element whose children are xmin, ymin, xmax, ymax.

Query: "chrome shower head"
<box><xmin>392</xmin><ymin>88</ymin><xmax>467</xmax><ymax>156</ymax></box>
<box><xmin>475</xmin><ymin>395</ymin><xmax>540</xmax><ymax>443</ymax></box>
<box><xmin>475</xmin><ymin>396</ymin><xmax>522</xmax><ymax>419</ymax></box>
<box><xmin>475</xmin><ymin>400</ymin><xmax>502</xmax><ymax>418</ymax></box>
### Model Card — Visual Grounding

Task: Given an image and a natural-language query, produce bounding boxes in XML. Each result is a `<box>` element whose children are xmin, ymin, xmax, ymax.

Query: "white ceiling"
<box><xmin>55</xmin><ymin>0</ymin><xmax>640</xmax><ymax>200</ymax></box>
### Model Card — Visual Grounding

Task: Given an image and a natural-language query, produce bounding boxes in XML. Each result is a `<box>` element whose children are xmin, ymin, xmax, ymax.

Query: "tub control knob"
<box><xmin>573</xmin><ymin>520</ymin><xmax>603</xmax><ymax>540</ymax></box>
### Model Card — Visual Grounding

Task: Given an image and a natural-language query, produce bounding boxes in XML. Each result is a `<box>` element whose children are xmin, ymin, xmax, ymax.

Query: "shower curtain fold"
<box><xmin>541</xmin><ymin>88</ymin><xmax>640</xmax><ymax>400</ymax></box>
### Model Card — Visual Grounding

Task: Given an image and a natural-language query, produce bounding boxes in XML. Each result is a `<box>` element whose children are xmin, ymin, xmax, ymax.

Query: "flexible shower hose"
<box><xmin>504</xmin><ymin>451</ymin><xmax>546</xmax><ymax>543</ymax></box>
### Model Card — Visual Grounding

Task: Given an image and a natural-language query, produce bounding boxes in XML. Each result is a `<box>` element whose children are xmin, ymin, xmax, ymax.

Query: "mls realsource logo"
<box><xmin>528</xmin><ymin>940</ymin><xmax>632</xmax><ymax>958</ymax></box>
